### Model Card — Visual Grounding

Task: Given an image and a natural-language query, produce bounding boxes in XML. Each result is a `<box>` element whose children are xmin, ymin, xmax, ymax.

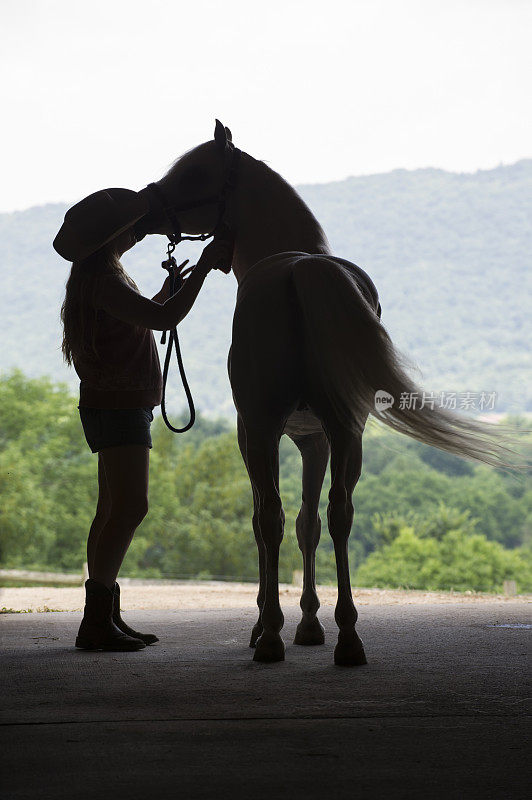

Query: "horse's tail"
<box><xmin>291</xmin><ymin>257</ymin><xmax>512</xmax><ymax>468</ymax></box>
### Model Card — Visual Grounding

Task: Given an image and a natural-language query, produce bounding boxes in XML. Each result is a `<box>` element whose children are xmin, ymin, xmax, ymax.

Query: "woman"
<box><xmin>59</xmin><ymin>200</ymin><xmax>229</xmax><ymax>652</ymax></box>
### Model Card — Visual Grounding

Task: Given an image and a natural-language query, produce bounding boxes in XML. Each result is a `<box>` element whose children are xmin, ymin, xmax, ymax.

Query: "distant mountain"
<box><xmin>0</xmin><ymin>160</ymin><xmax>530</xmax><ymax>415</ymax></box>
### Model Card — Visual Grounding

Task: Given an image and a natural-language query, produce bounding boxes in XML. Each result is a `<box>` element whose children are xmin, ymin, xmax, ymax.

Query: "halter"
<box><xmin>134</xmin><ymin>144</ymin><xmax>241</xmax><ymax>250</ymax></box>
<box><xmin>134</xmin><ymin>143</ymin><xmax>242</xmax><ymax>433</ymax></box>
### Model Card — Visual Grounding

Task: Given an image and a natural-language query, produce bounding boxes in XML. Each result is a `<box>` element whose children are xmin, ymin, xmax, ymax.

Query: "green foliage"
<box><xmin>355</xmin><ymin>526</ymin><xmax>532</xmax><ymax>593</ymax></box>
<box><xmin>0</xmin><ymin>372</ymin><xmax>530</xmax><ymax>593</ymax></box>
<box><xmin>0</xmin><ymin>370</ymin><xmax>95</xmax><ymax>570</ymax></box>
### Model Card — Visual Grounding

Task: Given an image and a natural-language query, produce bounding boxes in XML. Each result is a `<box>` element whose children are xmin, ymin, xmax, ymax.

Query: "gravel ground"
<box><xmin>1</xmin><ymin>581</ymin><xmax>530</xmax><ymax>612</ymax></box>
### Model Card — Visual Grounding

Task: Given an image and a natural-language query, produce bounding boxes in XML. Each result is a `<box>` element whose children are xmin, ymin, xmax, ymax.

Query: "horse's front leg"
<box><xmin>244</xmin><ymin>427</ymin><xmax>285</xmax><ymax>663</ymax></box>
<box><xmin>290</xmin><ymin>431</ymin><xmax>330</xmax><ymax>645</ymax></box>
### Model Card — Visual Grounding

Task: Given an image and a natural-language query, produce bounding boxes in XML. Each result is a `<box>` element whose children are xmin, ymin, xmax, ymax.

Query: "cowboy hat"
<box><xmin>53</xmin><ymin>187</ymin><xmax>149</xmax><ymax>262</ymax></box>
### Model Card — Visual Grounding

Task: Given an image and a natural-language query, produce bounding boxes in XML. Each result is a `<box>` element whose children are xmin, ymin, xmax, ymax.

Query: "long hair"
<box><xmin>60</xmin><ymin>240</ymin><xmax>138</xmax><ymax>366</ymax></box>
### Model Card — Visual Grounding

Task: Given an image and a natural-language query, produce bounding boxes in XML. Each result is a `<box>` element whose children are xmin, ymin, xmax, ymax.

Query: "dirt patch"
<box><xmin>1</xmin><ymin>581</ymin><xmax>530</xmax><ymax>613</ymax></box>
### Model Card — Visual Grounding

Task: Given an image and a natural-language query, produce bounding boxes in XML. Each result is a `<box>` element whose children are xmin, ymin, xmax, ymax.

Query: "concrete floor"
<box><xmin>1</xmin><ymin>602</ymin><xmax>530</xmax><ymax>799</ymax></box>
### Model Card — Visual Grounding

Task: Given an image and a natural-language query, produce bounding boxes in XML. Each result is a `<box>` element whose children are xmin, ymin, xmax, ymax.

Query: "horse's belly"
<box><xmin>283</xmin><ymin>408</ymin><xmax>323</xmax><ymax>437</ymax></box>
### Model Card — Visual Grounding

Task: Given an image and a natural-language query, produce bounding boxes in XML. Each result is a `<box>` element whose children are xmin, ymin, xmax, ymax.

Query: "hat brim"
<box><xmin>53</xmin><ymin>188</ymin><xmax>150</xmax><ymax>262</ymax></box>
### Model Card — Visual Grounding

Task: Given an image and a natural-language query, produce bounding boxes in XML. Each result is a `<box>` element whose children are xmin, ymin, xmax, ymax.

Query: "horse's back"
<box><xmin>235</xmin><ymin>251</ymin><xmax>379</xmax><ymax>318</ymax></box>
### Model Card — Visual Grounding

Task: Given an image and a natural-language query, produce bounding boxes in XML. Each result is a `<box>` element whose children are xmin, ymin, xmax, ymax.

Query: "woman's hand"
<box><xmin>174</xmin><ymin>259</ymin><xmax>194</xmax><ymax>282</ymax></box>
<box><xmin>152</xmin><ymin>260</ymin><xmax>192</xmax><ymax>302</ymax></box>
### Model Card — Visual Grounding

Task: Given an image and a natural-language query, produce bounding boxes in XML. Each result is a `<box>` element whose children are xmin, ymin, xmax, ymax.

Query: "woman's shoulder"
<box><xmin>93</xmin><ymin>273</ymin><xmax>138</xmax><ymax>309</ymax></box>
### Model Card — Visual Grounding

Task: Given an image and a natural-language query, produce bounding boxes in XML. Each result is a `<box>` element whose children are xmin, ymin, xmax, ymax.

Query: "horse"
<box><xmin>134</xmin><ymin>121</ymin><xmax>508</xmax><ymax>666</ymax></box>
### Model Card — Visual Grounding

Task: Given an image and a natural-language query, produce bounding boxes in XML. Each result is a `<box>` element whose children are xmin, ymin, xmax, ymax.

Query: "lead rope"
<box><xmin>153</xmin><ymin>147</ymin><xmax>241</xmax><ymax>434</ymax></box>
<box><xmin>159</xmin><ymin>242</ymin><xmax>195</xmax><ymax>433</ymax></box>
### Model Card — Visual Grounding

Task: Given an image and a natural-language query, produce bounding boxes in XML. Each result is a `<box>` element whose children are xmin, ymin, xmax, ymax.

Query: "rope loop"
<box><xmin>159</xmin><ymin>259</ymin><xmax>195</xmax><ymax>433</ymax></box>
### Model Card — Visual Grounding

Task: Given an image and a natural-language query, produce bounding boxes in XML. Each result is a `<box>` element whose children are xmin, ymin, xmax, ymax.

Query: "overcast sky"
<box><xmin>1</xmin><ymin>0</ymin><xmax>531</xmax><ymax>212</ymax></box>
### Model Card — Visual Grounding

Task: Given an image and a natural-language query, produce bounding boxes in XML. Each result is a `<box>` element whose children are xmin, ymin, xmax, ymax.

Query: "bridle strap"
<box><xmin>144</xmin><ymin>183</ymin><xmax>179</xmax><ymax>245</ymax></box>
<box><xmin>147</xmin><ymin>182</ymin><xmax>219</xmax><ymax>216</ymax></box>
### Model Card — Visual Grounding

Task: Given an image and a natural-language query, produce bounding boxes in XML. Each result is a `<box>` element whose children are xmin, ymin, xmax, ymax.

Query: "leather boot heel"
<box><xmin>113</xmin><ymin>582</ymin><xmax>159</xmax><ymax>645</ymax></box>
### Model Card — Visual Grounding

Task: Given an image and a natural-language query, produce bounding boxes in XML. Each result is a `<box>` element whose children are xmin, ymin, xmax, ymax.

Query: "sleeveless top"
<box><xmin>75</xmin><ymin>303</ymin><xmax>163</xmax><ymax>409</ymax></box>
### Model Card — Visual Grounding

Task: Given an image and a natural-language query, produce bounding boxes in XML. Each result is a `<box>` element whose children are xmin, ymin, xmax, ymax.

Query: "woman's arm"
<box><xmin>97</xmin><ymin>264</ymin><xmax>208</xmax><ymax>331</ymax></box>
<box><xmin>96</xmin><ymin>242</ymin><xmax>229</xmax><ymax>331</ymax></box>
<box><xmin>151</xmin><ymin>277</ymin><xmax>171</xmax><ymax>304</ymax></box>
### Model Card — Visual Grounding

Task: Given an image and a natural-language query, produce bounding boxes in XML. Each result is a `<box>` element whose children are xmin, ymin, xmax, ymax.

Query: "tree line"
<box><xmin>0</xmin><ymin>371</ymin><xmax>530</xmax><ymax>592</ymax></box>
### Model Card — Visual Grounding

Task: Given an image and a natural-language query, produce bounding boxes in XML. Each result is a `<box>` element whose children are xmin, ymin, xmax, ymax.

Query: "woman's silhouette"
<box><xmin>57</xmin><ymin>190</ymin><xmax>229</xmax><ymax>651</ymax></box>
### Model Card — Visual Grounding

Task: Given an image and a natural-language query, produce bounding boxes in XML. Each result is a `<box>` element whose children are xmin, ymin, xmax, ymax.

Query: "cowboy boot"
<box><xmin>112</xmin><ymin>582</ymin><xmax>159</xmax><ymax>645</ymax></box>
<box><xmin>75</xmin><ymin>579</ymin><xmax>145</xmax><ymax>651</ymax></box>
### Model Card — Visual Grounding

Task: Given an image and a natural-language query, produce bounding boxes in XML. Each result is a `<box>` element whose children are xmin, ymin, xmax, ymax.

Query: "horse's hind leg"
<box><xmin>327</xmin><ymin>425</ymin><xmax>367</xmax><ymax>667</ymax></box>
<box><xmin>290</xmin><ymin>431</ymin><xmax>330</xmax><ymax>646</ymax></box>
<box><xmin>237</xmin><ymin>416</ymin><xmax>266</xmax><ymax>648</ymax></box>
<box><xmin>243</xmin><ymin>423</ymin><xmax>286</xmax><ymax>663</ymax></box>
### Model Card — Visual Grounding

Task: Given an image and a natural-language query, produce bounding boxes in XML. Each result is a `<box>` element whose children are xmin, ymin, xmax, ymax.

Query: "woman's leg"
<box><xmin>86</xmin><ymin>454</ymin><xmax>111</xmax><ymax>576</ymax></box>
<box><xmin>91</xmin><ymin>444</ymin><xmax>150</xmax><ymax>589</ymax></box>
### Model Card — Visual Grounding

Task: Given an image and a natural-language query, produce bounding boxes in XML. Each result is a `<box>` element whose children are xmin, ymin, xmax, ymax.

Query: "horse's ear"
<box><xmin>225</xmin><ymin>126</ymin><xmax>232</xmax><ymax>142</ymax></box>
<box><xmin>214</xmin><ymin>119</ymin><xmax>228</xmax><ymax>149</ymax></box>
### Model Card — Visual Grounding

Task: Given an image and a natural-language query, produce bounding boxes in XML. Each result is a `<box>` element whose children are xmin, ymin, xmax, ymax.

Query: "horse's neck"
<box><xmin>231</xmin><ymin>156</ymin><xmax>331</xmax><ymax>283</ymax></box>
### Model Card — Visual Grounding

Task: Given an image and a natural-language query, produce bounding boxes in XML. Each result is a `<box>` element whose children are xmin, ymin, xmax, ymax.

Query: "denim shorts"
<box><xmin>78</xmin><ymin>407</ymin><xmax>154</xmax><ymax>453</ymax></box>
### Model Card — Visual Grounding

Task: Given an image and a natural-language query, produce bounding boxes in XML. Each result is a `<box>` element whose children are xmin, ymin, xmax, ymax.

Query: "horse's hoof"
<box><xmin>249</xmin><ymin>623</ymin><xmax>263</xmax><ymax>648</ymax></box>
<box><xmin>294</xmin><ymin>618</ymin><xmax>325</xmax><ymax>646</ymax></box>
<box><xmin>253</xmin><ymin>631</ymin><xmax>285</xmax><ymax>663</ymax></box>
<box><xmin>334</xmin><ymin>635</ymin><xmax>367</xmax><ymax>667</ymax></box>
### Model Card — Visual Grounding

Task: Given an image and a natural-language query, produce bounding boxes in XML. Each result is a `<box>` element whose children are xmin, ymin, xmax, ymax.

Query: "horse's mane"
<box><xmin>164</xmin><ymin>142</ymin><xmax>320</xmax><ymax>224</ymax></box>
<box><xmin>249</xmin><ymin>156</ymin><xmax>318</xmax><ymax>219</ymax></box>
<box><xmin>165</xmin><ymin>146</ymin><xmax>198</xmax><ymax>176</ymax></box>
<box><xmin>244</xmin><ymin>153</ymin><xmax>330</xmax><ymax>248</ymax></box>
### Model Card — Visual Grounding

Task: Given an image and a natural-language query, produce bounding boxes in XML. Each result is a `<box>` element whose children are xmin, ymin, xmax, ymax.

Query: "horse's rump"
<box><xmin>231</xmin><ymin>251</ymin><xmax>379</xmax><ymax>434</ymax></box>
<box><xmin>235</xmin><ymin>251</ymin><xmax>379</xmax><ymax>313</ymax></box>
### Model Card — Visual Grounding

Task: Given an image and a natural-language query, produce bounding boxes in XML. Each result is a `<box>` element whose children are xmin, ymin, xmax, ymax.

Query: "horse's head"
<box><xmin>134</xmin><ymin>120</ymin><xmax>328</xmax><ymax>279</ymax></box>
<box><xmin>134</xmin><ymin>120</ymin><xmax>238</xmax><ymax>242</ymax></box>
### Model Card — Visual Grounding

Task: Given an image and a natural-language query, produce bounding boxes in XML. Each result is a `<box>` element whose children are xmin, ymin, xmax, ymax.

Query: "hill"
<box><xmin>0</xmin><ymin>160</ymin><xmax>530</xmax><ymax>415</ymax></box>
